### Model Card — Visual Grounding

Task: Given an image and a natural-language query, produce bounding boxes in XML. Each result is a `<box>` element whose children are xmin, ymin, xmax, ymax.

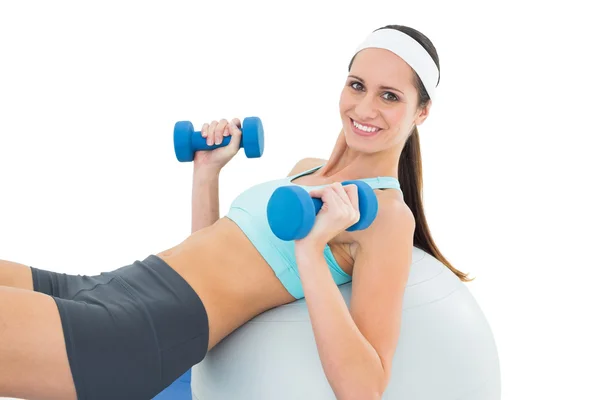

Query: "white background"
<box><xmin>1</xmin><ymin>1</ymin><xmax>599</xmax><ymax>399</ymax></box>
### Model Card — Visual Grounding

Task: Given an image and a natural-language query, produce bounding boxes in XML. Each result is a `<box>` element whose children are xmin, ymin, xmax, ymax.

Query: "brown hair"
<box><xmin>349</xmin><ymin>25</ymin><xmax>473</xmax><ymax>282</ymax></box>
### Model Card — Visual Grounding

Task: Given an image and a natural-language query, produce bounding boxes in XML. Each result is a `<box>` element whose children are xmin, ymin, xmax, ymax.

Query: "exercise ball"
<box><xmin>191</xmin><ymin>247</ymin><xmax>501</xmax><ymax>399</ymax></box>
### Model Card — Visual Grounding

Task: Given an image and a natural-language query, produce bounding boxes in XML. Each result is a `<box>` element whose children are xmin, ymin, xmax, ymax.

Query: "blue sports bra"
<box><xmin>225</xmin><ymin>164</ymin><xmax>402</xmax><ymax>299</ymax></box>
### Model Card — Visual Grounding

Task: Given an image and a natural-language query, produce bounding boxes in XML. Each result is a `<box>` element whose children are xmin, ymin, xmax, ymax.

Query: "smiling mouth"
<box><xmin>350</xmin><ymin>118</ymin><xmax>381</xmax><ymax>136</ymax></box>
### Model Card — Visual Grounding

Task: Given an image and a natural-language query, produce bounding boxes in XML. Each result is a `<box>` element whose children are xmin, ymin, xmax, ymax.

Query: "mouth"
<box><xmin>349</xmin><ymin>118</ymin><xmax>382</xmax><ymax>137</ymax></box>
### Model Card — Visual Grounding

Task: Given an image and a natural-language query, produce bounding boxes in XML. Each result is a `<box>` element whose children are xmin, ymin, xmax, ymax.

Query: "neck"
<box><xmin>318</xmin><ymin>129</ymin><xmax>402</xmax><ymax>180</ymax></box>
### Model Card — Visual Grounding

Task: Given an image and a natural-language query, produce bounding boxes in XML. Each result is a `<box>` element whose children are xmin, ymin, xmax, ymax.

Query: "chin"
<box><xmin>343</xmin><ymin>130</ymin><xmax>379</xmax><ymax>153</ymax></box>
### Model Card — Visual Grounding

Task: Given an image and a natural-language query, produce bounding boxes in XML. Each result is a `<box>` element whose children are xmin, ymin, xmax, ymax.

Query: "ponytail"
<box><xmin>399</xmin><ymin>127</ymin><xmax>473</xmax><ymax>282</ymax></box>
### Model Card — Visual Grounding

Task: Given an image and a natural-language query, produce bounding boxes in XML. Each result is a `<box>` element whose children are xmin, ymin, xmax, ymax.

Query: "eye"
<box><xmin>382</xmin><ymin>92</ymin><xmax>399</xmax><ymax>102</ymax></box>
<box><xmin>349</xmin><ymin>81</ymin><xmax>364</xmax><ymax>91</ymax></box>
<box><xmin>348</xmin><ymin>81</ymin><xmax>400</xmax><ymax>102</ymax></box>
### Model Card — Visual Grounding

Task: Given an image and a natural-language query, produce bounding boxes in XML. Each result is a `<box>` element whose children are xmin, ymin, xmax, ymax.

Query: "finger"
<box><xmin>324</xmin><ymin>185</ymin><xmax>345</xmax><ymax>210</ymax></box>
<box><xmin>344</xmin><ymin>184</ymin><xmax>360</xmax><ymax>222</ymax></box>
<box><xmin>201</xmin><ymin>123</ymin><xmax>209</xmax><ymax>138</ymax></box>
<box><xmin>343</xmin><ymin>184</ymin><xmax>359</xmax><ymax>211</ymax></box>
<box><xmin>214</xmin><ymin>119</ymin><xmax>228</xmax><ymax>145</ymax></box>
<box><xmin>308</xmin><ymin>186</ymin><xmax>333</xmax><ymax>200</ymax></box>
<box><xmin>308</xmin><ymin>187</ymin><xmax>334</xmax><ymax>213</ymax></box>
<box><xmin>331</xmin><ymin>182</ymin><xmax>352</xmax><ymax>206</ymax></box>
<box><xmin>229</xmin><ymin>119</ymin><xmax>242</xmax><ymax>135</ymax></box>
<box><xmin>331</xmin><ymin>183</ymin><xmax>358</xmax><ymax>223</ymax></box>
<box><xmin>227</xmin><ymin>120</ymin><xmax>242</xmax><ymax>148</ymax></box>
<box><xmin>308</xmin><ymin>187</ymin><xmax>325</xmax><ymax>199</ymax></box>
<box><xmin>208</xmin><ymin>120</ymin><xmax>218</xmax><ymax>146</ymax></box>
<box><xmin>223</xmin><ymin>121</ymin><xmax>230</xmax><ymax>137</ymax></box>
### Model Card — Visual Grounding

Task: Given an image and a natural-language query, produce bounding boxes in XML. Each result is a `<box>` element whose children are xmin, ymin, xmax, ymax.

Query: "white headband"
<box><xmin>354</xmin><ymin>28</ymin><xmax>439</xmax><ymax>102</ymax></box>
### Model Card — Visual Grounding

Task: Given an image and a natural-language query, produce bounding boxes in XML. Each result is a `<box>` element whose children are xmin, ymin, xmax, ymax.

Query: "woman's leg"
<box><xmin>3</xmin><ymin>254</ymin><xmax>210</xmax><ymax>400</ymax></box>
<box><xmin>0</xmin><ymin>286</ymin><xmax>77</xmax><ymax>400</ymax></box>
<box><xmin>1</xmin><ymin>258</ymin><xmax>107</xmax><ymax>300</ymax></box>
<box><xmin>1</xmin><ymin>254</ymin><xmax>210</xmax><ymax>399</ymax></box>
<box><xmin>0</xmin><ymin>259</ymin><xmax>34</xmax><ymax>290</ymax></box>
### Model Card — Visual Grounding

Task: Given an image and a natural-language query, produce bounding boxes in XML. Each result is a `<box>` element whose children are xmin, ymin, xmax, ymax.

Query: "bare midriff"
<box><xmin>155</xmin><ymin>217</ymin><xmax>355</xmax><ymax>351</ymax></box>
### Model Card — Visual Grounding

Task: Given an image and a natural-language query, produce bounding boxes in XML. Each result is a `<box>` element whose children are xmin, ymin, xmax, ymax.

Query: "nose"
<box><xmin>354</xmin><ymin>94</ymin><xmax>378</xmax><ymax>120</ymax></box>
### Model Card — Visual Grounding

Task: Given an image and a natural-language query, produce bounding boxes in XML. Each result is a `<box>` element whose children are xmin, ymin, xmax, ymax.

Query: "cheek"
<box><xmin>339</xmin><ymin>91</ymin><xmax>352</xmax><ymax>110</ymax></box>
<box><xmin>381</xmin><ymin>114</ymin><xmax>410</xmax><ymax>141</ymax></box>
<box><xmin>388</xmin><ymin>111</ymin><xmax>411</xmax><ymax>130</ymax></box>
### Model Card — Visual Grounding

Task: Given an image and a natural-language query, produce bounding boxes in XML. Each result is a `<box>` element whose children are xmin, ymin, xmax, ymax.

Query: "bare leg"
<box><xmin>0</xmin><ymin>286</ymin><xmax>77</xmax><ymax>400</ymax></box>
<box><xmin>0</xmin><ymin>259</ymin><xmax>34</xmax><ymax>290</ymax></box>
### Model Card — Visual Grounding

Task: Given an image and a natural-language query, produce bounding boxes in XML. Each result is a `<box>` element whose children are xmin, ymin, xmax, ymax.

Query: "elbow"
<box><xmin>335</xmin><ymin>371</ymin><xmax>389</xmax><ymax>400</ymax></box>
<box><xmin>331</xmin><ymin>352</ymin><xmax>390</xmax><ymax>399</ymax></box>
<box><xmin>336</xmin><ymin>387</ymin><xmax>384</xmax><ymax>400</ymax></box>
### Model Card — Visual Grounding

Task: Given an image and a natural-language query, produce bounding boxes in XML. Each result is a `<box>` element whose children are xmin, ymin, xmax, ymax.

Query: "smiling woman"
<box><xmin>0</xmin><ymin>23</ymin><xmax>490</xmax><ymax>400</ymax></box>
<box><xmin>188</xmin><ymin>25</ymin><xmax>498</xmax><ymax>400</ymax></box>
<box><xmin>342</xmin><ymin>26</ymin><xmax>471</xmax><ymax>283</ymax></box>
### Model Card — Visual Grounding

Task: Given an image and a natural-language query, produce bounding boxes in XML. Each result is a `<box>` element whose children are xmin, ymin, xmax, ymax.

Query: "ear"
<box><xmin>414</xmin><ymin>100</ymin><xmax>432</xmax><ymax>126</ymax></box>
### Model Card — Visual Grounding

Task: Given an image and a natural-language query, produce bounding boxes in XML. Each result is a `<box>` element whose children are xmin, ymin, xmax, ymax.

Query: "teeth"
<box><xmin>353</xmin><ymin>120</ymin><xmax>379</xmax><ymax>133</ymax></box>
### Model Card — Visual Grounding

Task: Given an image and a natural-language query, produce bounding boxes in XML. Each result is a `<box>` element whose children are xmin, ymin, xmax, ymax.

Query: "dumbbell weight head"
<box><xmin>343</xmin><ymin>180</ymin><xmax>379</xmax><ymax>231</ymax></box>
<box><xmin>267</xmin><ymin>185</ymin><xmax>316</xmax><ymax>241</ymax></box>
<box><xmin>267</xmin><ymin>180</ymin><xmax>379</xmax><ymax>241</ymax></box>
<box><xmin>174</xmin><ymin>116</ymin><xmax>264</xmax><ymax>162</ymax></box>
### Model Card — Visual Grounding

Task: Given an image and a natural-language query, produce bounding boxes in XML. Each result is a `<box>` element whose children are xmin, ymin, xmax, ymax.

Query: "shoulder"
<box><xmin>374</xmin><ymin>190</ymin><xmax>415</xmax><ymax>237</ymax></box>
<box><xmin>353</xmin><ymin>190</ymin><xmax>415</xmax><ymax>252</ymax></box>
<box><xmin>286</xmin><ymin>157</ymin><xmax>327</xmax><ymax>177</ymax></box>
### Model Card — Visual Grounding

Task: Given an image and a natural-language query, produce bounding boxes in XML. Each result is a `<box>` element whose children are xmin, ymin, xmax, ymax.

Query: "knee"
<box><xmin>0</xmin><ymin>260</ymin><xmax>34</xmax><ymax>290</ymax></box>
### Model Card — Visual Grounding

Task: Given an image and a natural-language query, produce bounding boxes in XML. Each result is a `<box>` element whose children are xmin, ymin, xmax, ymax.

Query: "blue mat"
<box><xmin>153</xmin><ymin>369</ymin><xmax>191</xmax><ymax>399</ymax></box>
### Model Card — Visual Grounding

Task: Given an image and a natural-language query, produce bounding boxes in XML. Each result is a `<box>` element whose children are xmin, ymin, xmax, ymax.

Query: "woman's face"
<box><xmin>339</xmin><ymin>48</ymin><xmax>430</xmax><ymax>152</ymax></box>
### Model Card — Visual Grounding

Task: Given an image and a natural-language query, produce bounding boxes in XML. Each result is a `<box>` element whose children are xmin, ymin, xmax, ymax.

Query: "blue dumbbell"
<box><xmin>266</xmin><ymin>180</ymin><xmax>379</xmax><ymax>241</ymax></box>
<box><xmin>174</xmin><ymin>116</ymin><xmax>264</xmax><ymax>162</ymax></box>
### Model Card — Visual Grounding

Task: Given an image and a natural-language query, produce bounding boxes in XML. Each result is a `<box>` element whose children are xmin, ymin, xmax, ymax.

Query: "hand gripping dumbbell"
<box><xmin>266</xmin><ymin>180</ymin><xmax>379</xmax><ymax>241</ymax></box>
<box><xmin>173</xmin><ymin>116</ymin><xmax>264</xmax><ymax>162</ymax></box>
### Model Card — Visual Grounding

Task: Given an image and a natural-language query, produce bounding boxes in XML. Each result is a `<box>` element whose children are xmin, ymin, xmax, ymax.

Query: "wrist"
<box><xmin>295</xmin><ymin>238</ymin><xmax>327</xmax><ymax>255</ymax></box>
<box><xmin>193</xmin><ymin>168</ymin><xmax>220</xmax><ymax>184</ymax></box>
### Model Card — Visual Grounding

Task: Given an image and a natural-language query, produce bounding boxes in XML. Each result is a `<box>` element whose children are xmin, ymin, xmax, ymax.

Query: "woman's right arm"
<box><xmin>190</xmin><ymin>118</ymin><xmax>243</xmax><ymax>234</ymax></box>
<box><xmin>191</xmin><ymin>168</ymin><xmax>220</xmax><ymax>233</ymax></box>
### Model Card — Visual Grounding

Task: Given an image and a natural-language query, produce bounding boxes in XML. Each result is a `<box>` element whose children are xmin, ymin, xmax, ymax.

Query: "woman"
<box><xmin>0</xmin><ymin>25</ymin><xmax>470</xmax><ymax>400</ymax></box>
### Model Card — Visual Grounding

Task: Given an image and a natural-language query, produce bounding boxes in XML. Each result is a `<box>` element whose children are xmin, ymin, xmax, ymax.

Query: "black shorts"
<box><xmin>31</xmin><ymin>254</ymin><xmax>210</xmax><ymax>400</ymax></box>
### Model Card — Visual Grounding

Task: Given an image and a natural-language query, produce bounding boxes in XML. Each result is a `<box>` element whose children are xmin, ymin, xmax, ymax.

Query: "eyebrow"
<box><xmin>348</xmin><ymin>75</ymin><xmax>404</xmax><ymax>95</ymax></box>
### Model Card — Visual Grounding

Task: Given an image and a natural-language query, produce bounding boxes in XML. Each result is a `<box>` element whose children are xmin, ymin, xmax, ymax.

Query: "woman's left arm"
<box><xmin>295</xmin><ymin>196</ymin><xmax>415</xmax><ymax>399</ymax></box>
